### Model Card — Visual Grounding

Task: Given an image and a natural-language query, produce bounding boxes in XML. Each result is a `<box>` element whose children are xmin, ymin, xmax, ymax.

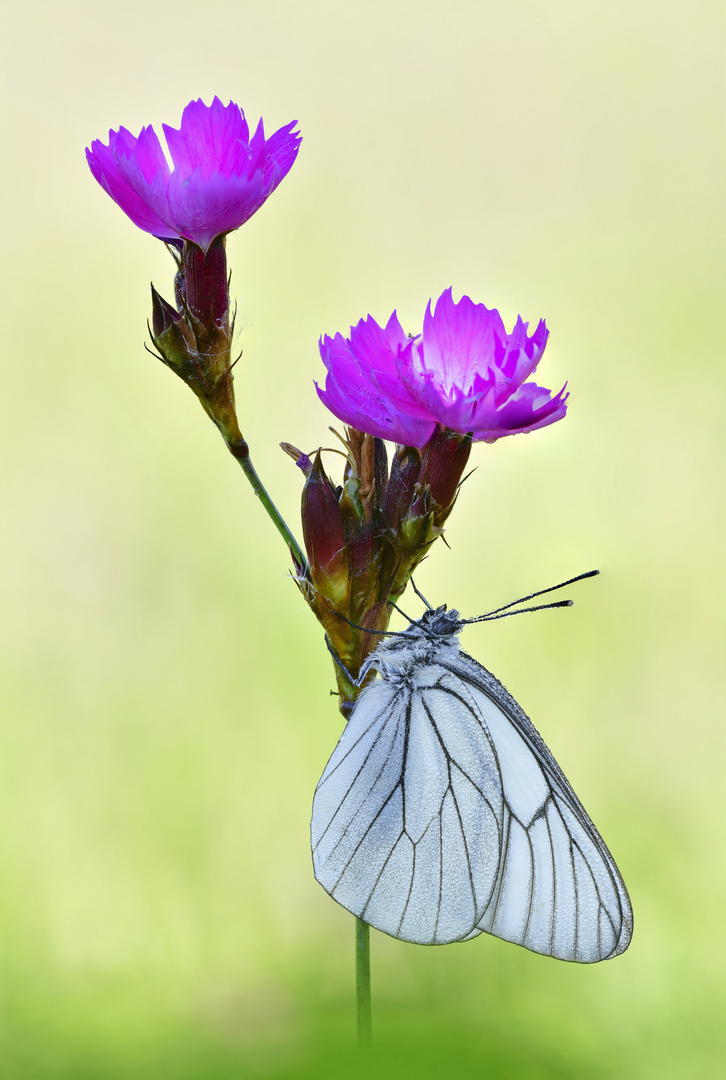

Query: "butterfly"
<box><xmin>311</xmin><ymin>572</ymin><xmax>633</xmax><ymax>962</ymax></box>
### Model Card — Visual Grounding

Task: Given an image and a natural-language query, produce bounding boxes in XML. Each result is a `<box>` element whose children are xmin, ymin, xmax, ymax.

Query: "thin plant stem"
<box><xmin>355</xmin><ymin>917</ymin><xmax>372</xmax><ymax>1045</ymax></box>
<box><xmin>226</xmin><ymin>437</ymin><xmax>309</xmax><ymax>574</ymax></box>
<box><xmin>228</xmin><ymin>428</ymin><xmax>370</xmax><ymax>1045</ymax></box>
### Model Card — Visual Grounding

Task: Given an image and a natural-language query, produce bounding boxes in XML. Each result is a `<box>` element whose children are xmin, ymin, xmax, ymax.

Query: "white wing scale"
<box><xmin>311</xmin><ymin>641</ymin><xmax>633</xmax><ymax>962</ymax></box>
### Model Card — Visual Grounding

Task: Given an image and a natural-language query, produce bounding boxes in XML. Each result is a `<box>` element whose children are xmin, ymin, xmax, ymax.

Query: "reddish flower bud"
<box><xmin>151</xmin><ymin>284</ymin><xmax>181</xmax><ymax>338</ymax></box>
<box><xmin>420</xmin><ymin>426</ymin><xmax>472</xmax><ymax>510</ymax></box>
<box><xmin>347</xmin><ymin>531</ymin><xmax>379</xmax><ymax>579</ymax></box>
<box><xmin>301</xmin><ymin>452</ymin><xmax>347</xmax><ymax>586</ymax></box>
<box><xmin>373</xmin><ymin>438</ymin><xmax>388</xmax><ymax>505</ymax></box>
<box><xmin>383</xmin><ymin>445</ymin><xmax>422</xmax><ymax>527</ymax></box>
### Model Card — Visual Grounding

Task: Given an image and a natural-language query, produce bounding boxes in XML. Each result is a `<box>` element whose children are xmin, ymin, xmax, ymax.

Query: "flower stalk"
<box><xmin>227</xmin><ymin>438</ymin><xmax>308</xmax><ymax>573</ymax></box>
<box><xmin>355</xmin><ymin>918</ymin><xmax>372</xmax><ymax>1046</ymax></box>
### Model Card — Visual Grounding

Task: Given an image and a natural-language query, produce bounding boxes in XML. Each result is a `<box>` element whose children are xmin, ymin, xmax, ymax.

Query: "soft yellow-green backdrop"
<box><xmin>0</xmin><ymin>2</ymin><xmax>723</xmax><ymax>1077</ymax></box>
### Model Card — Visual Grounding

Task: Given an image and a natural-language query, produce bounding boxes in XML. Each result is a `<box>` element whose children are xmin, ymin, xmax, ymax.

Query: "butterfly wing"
<box><xmin>433</xmin><ymin>652</ymin><xmax>633</xmax><ymax>961</ymax></box>
<box><xmin>311</xmin><ymin>652</ymin><xmax>632</xmax><ymax>961</ymax></box>
<box><xmin>311</xmin><ymin>664</ymin><xmax>506</xmax><ymax>945</ymax></box>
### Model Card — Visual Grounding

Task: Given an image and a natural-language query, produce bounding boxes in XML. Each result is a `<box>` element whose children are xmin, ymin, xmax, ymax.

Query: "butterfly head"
<box><xmin>411</xmin><ymin>604</ymin><xmax>466</xmax><ymax>639</ymax></box>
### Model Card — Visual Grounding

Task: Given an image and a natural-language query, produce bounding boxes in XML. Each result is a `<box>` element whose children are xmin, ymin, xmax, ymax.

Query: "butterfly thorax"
<box><xmin>362</xmin><ymin>605</ymin><xmax>464</xmax><ymax>683</ymax></box>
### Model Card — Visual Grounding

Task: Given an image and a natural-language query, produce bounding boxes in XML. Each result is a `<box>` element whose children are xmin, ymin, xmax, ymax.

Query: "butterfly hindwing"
<box><xmin>441</xmin><ymin>653</ymin><xmax>632</xmax><ymax>961</ymax></box>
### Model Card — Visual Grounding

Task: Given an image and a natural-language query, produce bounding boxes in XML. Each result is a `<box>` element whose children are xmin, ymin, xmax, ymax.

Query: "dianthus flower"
<box><xmin>317</xmin><ymin>288</ymin><xmax>567</xmax><ymax>447</ymax></box>
<box><xmin>86</xmin><ymin>96</ymin><xmax>301</xmax><ymax>251</ymax></box>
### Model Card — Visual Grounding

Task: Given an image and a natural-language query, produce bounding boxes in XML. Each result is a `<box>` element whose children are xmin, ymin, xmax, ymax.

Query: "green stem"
<box><xmin>355</xmin><ymin>917</ymin><xmax>372</xmax><ymax>1045</ymax></box>
<box><xmin>227</xmin><ymin>437</ymin><xmax>309</xmax><ymax>574</ymax></box>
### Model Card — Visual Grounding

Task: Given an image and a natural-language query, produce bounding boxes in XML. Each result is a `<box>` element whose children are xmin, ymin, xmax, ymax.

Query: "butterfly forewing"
<box><xmin>311</xmin><ymin>624</ymin><xmax>633</xmax><ymax>962</ymax></box>
<box><xmin>312</xmin><ymin>681</ymin><xmax>404</xmax><ymax>883</ymax></box>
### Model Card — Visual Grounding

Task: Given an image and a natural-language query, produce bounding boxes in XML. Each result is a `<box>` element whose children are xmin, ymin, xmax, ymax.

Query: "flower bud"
<box><xmin>383</xmin><ymin>445</ymin><xmax>422</xmax><ymax>527</ymax></box>
<box><xmin>420</xmin><ymin>426</ymin><xmax>472</xmax><ymax>515</ymax></box>
<box><xmin>373</xmin><ymin>438</ymin><xmax>389</xmax><ymax>505</ymax></box>
<box><xmin>301</xmin><ymin>453</ymin><xmax>347</xmax><ymax>601</ymax></box>
<box><xmin>347</xmin><ymin>531</ymin><xmax>379</xmax><ymax>579</ymax></box>
<box><xmin>398</xmin><ymin>487</ymin><xmax>435</xmax><ymax>551</ymax></box>
<box><xmin>151</xmin><ymin>284</ymin><xmax>180</xmax><ymax>339</ymax></box>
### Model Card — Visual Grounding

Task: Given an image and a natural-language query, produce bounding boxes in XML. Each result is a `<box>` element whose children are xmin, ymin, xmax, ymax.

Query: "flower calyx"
<box><xmin>149</xmin><ymin>238</ymin><xmax>242</xmax><ymax>445</ymax></box>
<box><xmin>289</xmin><ymin>424</ymin><xmax>473</xmax><ymax>707</ymax></box>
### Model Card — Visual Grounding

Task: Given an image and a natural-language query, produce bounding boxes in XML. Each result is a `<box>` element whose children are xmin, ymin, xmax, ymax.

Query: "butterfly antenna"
<box><xmin>410</xmin><ymin>578</ymin><xmax>433</xmax><ymax>610</ymax></box>
<box><xmin>332</xmin><ymin>610</ymin><xmax>411</xmax><ymax>638</ymax></box>
<box><xmin>388</xmin><ymin>601</ymin><xmax>417</xmax><ymax>625</ymax></box>
<box><xmin>466</xmin><ymin>569</ymin><xmax>599</xmax><ymax>623</ymax></box>
<box><xmin>471</xmin><ymin>599</ymin><xmax>573</xmax><ymax>624</ymax></box>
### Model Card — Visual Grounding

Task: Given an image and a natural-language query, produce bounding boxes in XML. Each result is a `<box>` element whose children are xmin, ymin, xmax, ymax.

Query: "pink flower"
<box><xmin>317</xmin><ymin>289</ymin><xmax>567</xmax><ymax>447</ymax></box>
<box><xmin>86</xmin><ymin>97</ymin><xmax>301</xmax><ymax>252</ymax></box>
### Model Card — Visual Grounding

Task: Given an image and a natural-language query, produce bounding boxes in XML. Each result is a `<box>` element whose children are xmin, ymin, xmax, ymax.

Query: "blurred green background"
<box><xmin>1</xmin><ymin>1</ymin><xmax>724</xmax><ymax>1076</ymax></box>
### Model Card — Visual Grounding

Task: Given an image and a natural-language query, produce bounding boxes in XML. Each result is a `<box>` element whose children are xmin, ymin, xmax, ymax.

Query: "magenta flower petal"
<box><xmin>347</xmin><ymin>314</ymin><xmax>435</xmax><ymax>422</ymax></box>
<box><xmin>470</xmin><ymin>382</ymin><xmax>569</xmax><ymax>442</ymax></box>
<box><xmin>317</xmin><ymin>330</ymin><xmax>436</xmax><ymax>447</ymax></box>
<box><xmin>166</xmin><ymin>168</ymin><xmax>269</xmax><ymax>252</ymax></box>
<box><xmin>87</xmin><ymin>97</ymin><xmax>301</xmax><ymax>250</ymax></box>
<box><xmin>398</xmin><ymin>288</ymin><xmax>563</xmax><ymax>437</ymax></box>
<box><xmin>86</xmin><ymin>126</ymin><xmax>178</xmax><ymax>240</ymax></box>
<box><xmin>418</xmin><ymin>288</ymin><xmax>508</xmax><ymax>391</ymax></box>
<box><xmin>259</xmin><ymin>120</ymin><xmax>303</xmax><ymax>189</ymax></box>
<box><xmin>489</xmin><ymin>315</ymin><xmax>549</xmax><ymax>405</ymax></box>
<box><xmin>163</xmin><ymin>97</ymin><xmax>251</xmax><ymax>175</ymax></box>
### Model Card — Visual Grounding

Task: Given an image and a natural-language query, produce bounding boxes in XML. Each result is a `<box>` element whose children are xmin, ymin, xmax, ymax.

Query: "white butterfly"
<box><xmin>311</xmin><ymin>578</ymin><xmax>633</xmax><ymax>962</ymax></box>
